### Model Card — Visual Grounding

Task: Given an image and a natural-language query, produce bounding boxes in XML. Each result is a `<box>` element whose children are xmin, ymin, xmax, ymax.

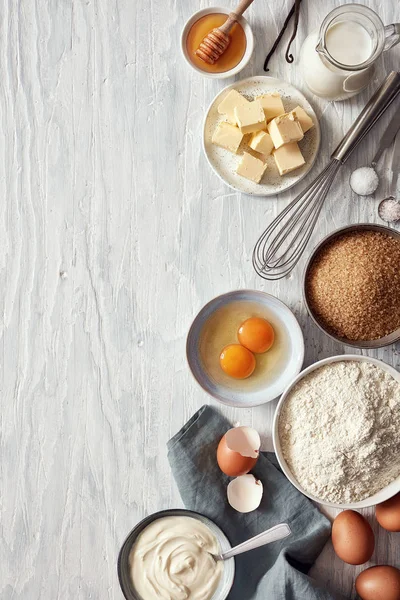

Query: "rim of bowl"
<box><xmin>186</xmin><ymin>289</ymin><xmax>305</xmax><ymax>408</ymax></box>
<box><xmin>303</xmin><ymin>223</ymin><xmax>400</xmax><ymax>349</ymax></box>
<box><xmin>180</xmin><ymin>7</ymin><xmax>254</xmax><ymax>79</ymax></box>
<box><xmin>118</xmin><ymin>508</ymin><xmax>235</xmax><ymax>600</ymax></box>
<box><xmin>273</xmin><ymin>354</ymin><xmax>400</xmax><ymax>509</ymax></box>
<box><xmin>202</xmin><ymin>75</ymin><xmax>321</xmax><ymax>197</ymax></box>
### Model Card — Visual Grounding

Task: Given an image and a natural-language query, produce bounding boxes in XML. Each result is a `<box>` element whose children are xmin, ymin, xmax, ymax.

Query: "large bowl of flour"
<box><xmin>273</xmin><ymin>355</ymin><xmax>400</xmax><ymax>509</ymax></box>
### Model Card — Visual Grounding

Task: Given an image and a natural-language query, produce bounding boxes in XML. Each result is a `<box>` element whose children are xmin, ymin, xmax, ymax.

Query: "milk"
<box><xmin>301</xmin><ymin>21</ymin><xmax>374</xmax><ymax>101</ymax></box>
<box><xmin>325</xmin><ymin>21</ymin><xmax>373</xmax><ymax>66</ymax></box>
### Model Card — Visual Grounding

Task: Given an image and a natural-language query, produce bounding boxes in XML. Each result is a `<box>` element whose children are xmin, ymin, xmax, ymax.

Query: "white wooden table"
<box><xmin>1</xmin><ymin>0</ymin><xmax>399</xmax><ymax>598</ymax></box>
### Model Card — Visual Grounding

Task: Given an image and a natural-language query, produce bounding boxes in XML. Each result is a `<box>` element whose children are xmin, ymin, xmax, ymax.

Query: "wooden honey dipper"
<box><xmin>195</xmin><ymin>0</ymin><xmax>255</xmax><ymax>65</ymax></box>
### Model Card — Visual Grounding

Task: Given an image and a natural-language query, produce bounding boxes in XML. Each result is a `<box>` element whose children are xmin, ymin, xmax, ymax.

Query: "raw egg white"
<box><xmin>238</xmin><ymin>317</ymin><xmax>275</xmax><ymax>353</ymax></box>
<box><xmin>332</xmin><ymin>510</ymin><xmax>374</xmax><ymax>565</ymax></box>
<box><xmin>356</xmin><ymin>565</ymin><xmax>400</xmax><ymax>600</ymax></box>
<box><xmin>219</xmin><ymin>344</ymin><xmax>256</xmax><ymax>379</ymax></box>
<box><xmin>199</xmin><ymin>300</ymin><xmax>289</xmax><ymax>392</ymax></box>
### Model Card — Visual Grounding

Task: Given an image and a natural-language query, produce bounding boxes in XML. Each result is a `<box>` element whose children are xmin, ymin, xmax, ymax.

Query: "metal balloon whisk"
<box><xmin>253</xmin><ymin>160</ymin><xmax>341</xmax><ymax>279</ymax></box>
<box><xmin>253</xmin><ymin>71</ymin><xmax>400</xmax><ymax>281</ymax></box>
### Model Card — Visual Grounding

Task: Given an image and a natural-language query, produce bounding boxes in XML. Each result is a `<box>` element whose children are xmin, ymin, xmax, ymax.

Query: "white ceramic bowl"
<box><xmin>181</xmin><ymin>7</ymin><xmax>254</xmax><ymax>79</ymax></box>
<box><xmin>273</xmin><ymin>355</ymin><xmax>400</xmax><ymax>509</ymax></box>
<box><xmin>186</xmin><ymin>290</ymin><xmax>304</xmax><ymax>408</ymax></box>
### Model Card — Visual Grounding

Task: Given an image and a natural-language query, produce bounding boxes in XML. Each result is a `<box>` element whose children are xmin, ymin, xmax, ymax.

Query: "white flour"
<box><xmin>279</xmin><ymin>361</ymin><xmax>400</xmax><ymax>503</ymax></box>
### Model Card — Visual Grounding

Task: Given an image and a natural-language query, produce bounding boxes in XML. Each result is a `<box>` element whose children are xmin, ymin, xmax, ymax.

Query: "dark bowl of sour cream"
<box><xmin>118</xmin><ymin>508</ymin><xmax>235</xmax><ymax>600</ymax></box>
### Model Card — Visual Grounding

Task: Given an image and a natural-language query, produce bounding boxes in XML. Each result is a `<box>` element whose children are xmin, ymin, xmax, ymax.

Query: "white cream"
<box><xmin>129</xmin><ymin>516</ymin><xmax>223</xmax><ymax>600</ymax></box>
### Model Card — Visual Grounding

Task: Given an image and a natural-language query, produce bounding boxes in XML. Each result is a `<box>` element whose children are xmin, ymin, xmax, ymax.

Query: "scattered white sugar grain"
<box><xmin>378</xmin><ymin>197</ymin><xmax>400</xmax><ymax>223</ymax></box>
<box><xmin>350</xmin><ymin>167</ymin><xmax>379</xmax><ymax>196</ymax></box>
<box><xmin>60</xmin><ymin>270</ymin><xmax>68</xmax><ymax>279</ymax></box>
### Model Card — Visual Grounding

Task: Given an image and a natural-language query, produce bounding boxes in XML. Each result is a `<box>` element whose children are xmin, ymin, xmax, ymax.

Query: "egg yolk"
<box><xmin>219</xmin><ymin>344</ymin><xmax>256</xmax><ymax>379</ymax></box>
<box><xmin>238</xmin><ymin>317</ymin><xmax>275</xmax><ymax>353</ymax></box>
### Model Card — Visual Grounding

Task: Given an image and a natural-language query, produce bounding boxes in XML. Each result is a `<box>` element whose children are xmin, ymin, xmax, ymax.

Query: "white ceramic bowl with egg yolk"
<box><xmin>186</xmin><ymin>290</ymin><xmax>305</xmax><ymax>408</ymax></box>
<box><xmin>273</xmin><ymin>354</ymin><xmax>400</xmax><ymax>509</ymax></box>
<box><xmin>181</xmin><ymin>7</ymin><xmax>254</xmax><ymax>79</ymax></box>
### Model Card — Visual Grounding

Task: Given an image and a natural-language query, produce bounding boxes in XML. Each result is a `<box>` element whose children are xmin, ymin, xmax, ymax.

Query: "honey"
<box><xmin>186</xmin><ymin>13</ymin><xmax>247</xmax><ymax>74</ymax></box>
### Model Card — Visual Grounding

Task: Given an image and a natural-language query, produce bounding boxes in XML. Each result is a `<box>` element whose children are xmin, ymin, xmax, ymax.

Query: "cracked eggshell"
<box><xmin>217</xmin><ymin>426</ymin><xmax>260</xmax><ymax>477</ymax></box>
<box><xmin>227</xmin><ymin>474</ymin><xmax>263</xmax><ymax>513</ymax></box>
<box><xmin>225</xmin><ymin>426</ymin><xmax>260</xmax><ymax>458</ymax></box>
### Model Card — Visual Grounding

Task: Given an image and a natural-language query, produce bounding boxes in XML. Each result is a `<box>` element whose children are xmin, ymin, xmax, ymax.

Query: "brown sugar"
<box><xmin>306</xmin><ymin>230</ymin><xmax>400</xmax><ymax>341</ymax></box>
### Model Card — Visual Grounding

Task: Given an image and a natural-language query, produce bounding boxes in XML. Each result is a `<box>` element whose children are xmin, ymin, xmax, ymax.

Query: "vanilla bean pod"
<box><xmin>264</xmin><ymin>0</ymin><xmax>303</xmax><ymax>71</ymax></box>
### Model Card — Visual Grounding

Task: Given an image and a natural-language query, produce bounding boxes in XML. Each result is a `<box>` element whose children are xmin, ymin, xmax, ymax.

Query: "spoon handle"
<box><xmin>390</xmin><ymin>132</ymin><xmax>400</xmax><ymax>196</ymax></box>
<box><xmin>332</xmin><ymin>71</ymin><xmax>400</xmax><ymax>164</ymax></box>
<box><xmin>371</xmin><ymin>107</ymin><xmax>400</xmax><ymax>167</ymax></box>
<box><xmin>220</xmin><ymin>523</ymin><xmax>291</xmax><ymax>561</ymax></box>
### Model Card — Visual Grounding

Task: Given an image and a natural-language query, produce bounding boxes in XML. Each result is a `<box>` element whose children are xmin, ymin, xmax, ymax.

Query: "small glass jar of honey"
<box><xmin>181</xmin><ymin>8</ymin><xmax>254</xmax><ymax>78</ymax></box>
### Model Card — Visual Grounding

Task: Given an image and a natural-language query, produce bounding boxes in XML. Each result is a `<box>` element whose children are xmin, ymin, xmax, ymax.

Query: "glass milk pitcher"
<box><xmin>300</xmin><ymin>4</ymin><xmax>400</xmax><ymax>101</ymax></box>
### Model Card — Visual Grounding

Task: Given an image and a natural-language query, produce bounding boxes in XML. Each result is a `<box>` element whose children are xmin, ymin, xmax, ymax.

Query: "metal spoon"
<box><xmin>378</xmin><ymin>130</ymin><xmax>400</xmax><ymax>223</ymax></box>
<box><xmin>350</xmin><ymin>110</ymin><xmax>400</xmax><ymax>197</ymax></box>
<box><xmin>210</xmin><ymin>523</ymin><xmax>291</xmax><ymax>562</ymax></box>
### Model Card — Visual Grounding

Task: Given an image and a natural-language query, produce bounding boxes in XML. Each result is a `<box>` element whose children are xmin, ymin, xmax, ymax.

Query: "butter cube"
<box><xmin>293</xmin><ymin>105</ymin><xmax>314</xmax><ymax>133</ymax></box>
<box><xmin>273</xmin><ymin>142</ymin><xmax>305</xmax><ymax>176</ymax></box>
<box><xmin>268</xmin><ymin>111</ymin><xmax>304</xmax><ymax>149</ymax></box>
<box><xmin>218</xmin><ymin>90</ymin><xmax>249</xmax><ymax>124</ymax></box>
<box><xmin>255</xmin><ymin>93</ymin><xmax>285</xmax><ymax>121</ymax></box>
<box><xmin>234</xmin><ymin>101</ymin><xmax>266</xmax><ymax>135</ymax></box>
<box><xmin>249</xmin><ymin>131</ymin><xmax>274</xmax><ymax>157</ymax></box>
<box><xmin>236</xmin><ymin>151</ymin><xmax>267</xmax><ymax>183</ymax></box>
<box><xmin>212</xmin><ymin>122</ymin><xmax>244</xmax><ymax>154</ymax></box>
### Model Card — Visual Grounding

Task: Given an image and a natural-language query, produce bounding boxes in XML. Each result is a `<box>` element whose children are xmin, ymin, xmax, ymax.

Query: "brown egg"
<box><xmin>332</xmin><ymin>510</ymin><xmax>374</xmax><ymax>565</ymax></box>
<box><xmin>376</xmin><ymin>493</ymin><xmax>400</xmax><ymax>532</ymax></box>
<box><xmin>216</xmin><ymin>427</ymin><xmax>259</xmax><ymax>477</ymax></box>
<box><xmin>356</xmin><ymin>566</ymin><xmax>400</xmax><ymax>600</ymax></box>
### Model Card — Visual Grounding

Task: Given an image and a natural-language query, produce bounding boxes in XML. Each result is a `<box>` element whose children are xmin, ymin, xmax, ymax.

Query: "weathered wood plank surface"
<box><xmin>0</xmin><ymin>0</ymin><xmax>399</xmax><ymax>598</ymax></box>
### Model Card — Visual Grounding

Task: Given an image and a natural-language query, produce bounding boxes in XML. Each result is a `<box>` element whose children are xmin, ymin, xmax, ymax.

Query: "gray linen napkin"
<box><xmin>167</xmin><ymin>405</ymin><xmax>345</xmax><ymax>600</ymax></box>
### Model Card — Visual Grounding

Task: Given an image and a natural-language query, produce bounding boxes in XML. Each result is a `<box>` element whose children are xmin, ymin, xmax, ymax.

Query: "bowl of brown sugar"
<box><xmin>304</xmin><ymin>224</ymin><xmax>400</xmax><ymax>348</ymax></box>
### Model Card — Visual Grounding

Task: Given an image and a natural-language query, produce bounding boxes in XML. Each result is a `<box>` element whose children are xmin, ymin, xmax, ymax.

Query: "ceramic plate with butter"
<box><xmin>203</xmin><ymin>76</ymin><xmax>321</xmax><ymax>196</ymax></box>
